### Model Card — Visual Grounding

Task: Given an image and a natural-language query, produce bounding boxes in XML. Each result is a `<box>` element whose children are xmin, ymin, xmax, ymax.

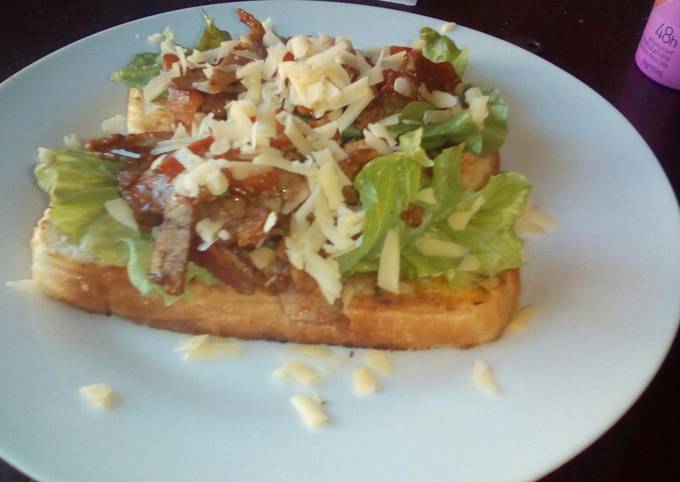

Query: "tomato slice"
<box><xmin>389</xmin><ymin>45</ymin><xmax>411</xmax><ymax>55</ymax></box>
<box><xmin>156</xmin><ymin>156</ymin><xmax>184</xmax><ymax>178</ymax></box>
<box><xmin>413</xmin><ymin>51</ymin><xmax>460</xmax><ymax>92</ymax></box>
<box><xmin>188</xmin><ymin>136</ymin><xmax>214</xmax><ymax>156</ymax></box>
<box><xmin>162</xmin><ymin>53</ymin><xmax>179</xmax><ymax>71</ymax></box>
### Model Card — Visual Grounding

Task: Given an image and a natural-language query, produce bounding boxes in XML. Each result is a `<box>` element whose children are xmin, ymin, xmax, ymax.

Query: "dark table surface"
<box><xmin>1</xmin><ymin>1</ymin><xmax>678</xmax><ymax>480</ymax></box>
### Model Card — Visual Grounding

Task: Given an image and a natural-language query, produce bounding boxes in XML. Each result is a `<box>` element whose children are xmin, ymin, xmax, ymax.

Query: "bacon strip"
<box><xmin>237</xmin><ymin>8</ymin><xmax>266</xmax><ymax>57</ymax></box>
<box><xmin>191</xmin><ymin>244</ymin><xmax>264</xmax><ymax>295</ymax></box>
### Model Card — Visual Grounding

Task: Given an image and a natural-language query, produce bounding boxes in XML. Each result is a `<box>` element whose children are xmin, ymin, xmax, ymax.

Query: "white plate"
<box><xmin>1</xmin><ymin>2</ymin><xmax>678</xmax><ymax>481</ymax></box>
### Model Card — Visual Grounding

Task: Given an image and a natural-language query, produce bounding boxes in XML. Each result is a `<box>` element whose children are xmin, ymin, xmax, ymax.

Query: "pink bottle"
<box><xmin>635</xmin><ymin>0</ymin><xmax>680</xmax><ymax>89</ymax></box>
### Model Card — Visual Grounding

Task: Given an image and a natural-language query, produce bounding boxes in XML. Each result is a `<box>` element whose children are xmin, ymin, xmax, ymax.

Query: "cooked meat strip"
<box><xmin>120</xmin><ymin>170</ymin><xmax>174</xmax><ymax>229</ymax></box>
<box><xmin>190</xmin><ymin>244</ymin><xmax>264</xmax><ymax>294</ymax></box>
<box><xmin>218</xmin><ymin>52</ymin><xmax>252</xmax><ymax>67</ymax></box>
<box><xmin>149</xmin><ymin>195</ymin><xmax>195</xmax><ymax>294</ymax></box>
<box><xmin>338</xmin><ymin>139</ymin><xmax>380</xmax><ymax>180</ymax></box>
<box><xmin>170</xmin><ymin>69</ymin><xmax>206</xmax><ymax>90</ymax></box>
<box><xmin>237</xmin><ymin>8</ymin><xmax>266</xmax><ymax>57</ymax></box>
<box><xmin>170</xmin><ymin>67</ymin><xmax>243</xmax><ymax>119</ymax></box>
<box><xmin>200</xmin><ymin>92</ymin><xmax>239</xmax><ymax>118</ymax></box>
<box><xmin>87</xmin><ymin>133</ymin><xmax>174</xmax><ymax>229</ymax></box>
<box><xmin>166</xmin><ymin>85</ymin><xmax>204</xmax><ymax>128</ymax></box>
<box><xmin>86</xmin><ymin>132</ymin><xmax>171</xmax><ymax>156</ymax></box>
<box><xmin>196</xmin><ymin>195</ymin><xmax>248</xmax><ymax>226</ymax></box>
<box><xmin>354</xmin><ymin>71</ymin><xmax>411</xmax><ymax>129</ymax></box>
<box><xmin>235</xmin><ymin>206</ymin><xmax>271</xmax><ymax>247</ymax></box>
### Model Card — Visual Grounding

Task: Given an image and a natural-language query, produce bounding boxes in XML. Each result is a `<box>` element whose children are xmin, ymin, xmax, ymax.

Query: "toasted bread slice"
<box><xmin>31</xmin><ymin>214</ymin><xmax>519</xmax><ymax>350</ymax></box>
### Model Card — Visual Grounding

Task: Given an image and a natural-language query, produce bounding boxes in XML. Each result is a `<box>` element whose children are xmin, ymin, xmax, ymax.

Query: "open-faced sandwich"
<box><xmin>32</xmin><ymin>9</ymin><xmax>532</xmax><ymax>349</ymax></box>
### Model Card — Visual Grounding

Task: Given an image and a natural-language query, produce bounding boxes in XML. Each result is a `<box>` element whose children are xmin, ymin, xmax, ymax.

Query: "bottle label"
<box><xmin>635</xmin><ymin>6</ymin><xmax>680</xmax><ymax>89</ymax></box>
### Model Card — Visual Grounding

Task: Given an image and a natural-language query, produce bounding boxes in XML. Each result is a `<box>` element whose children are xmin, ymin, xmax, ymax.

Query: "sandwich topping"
<box><xmin>35</xmin><ymin>10</ymin><xmax>531</xmax><ymax>309</ymax></box>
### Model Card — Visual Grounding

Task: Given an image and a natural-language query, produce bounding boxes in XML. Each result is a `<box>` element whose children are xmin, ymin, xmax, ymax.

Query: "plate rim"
<box><xmin>1</xmin><ymin>2</ymin><xmax>679</xmax><ymax>481</ymax></box>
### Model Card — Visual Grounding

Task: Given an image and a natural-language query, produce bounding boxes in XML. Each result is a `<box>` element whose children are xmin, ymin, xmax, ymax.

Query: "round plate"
<box><xmin>1</xmin><ymin>2</ymin><xmax>678</xmax><ymax>481</ymax></box>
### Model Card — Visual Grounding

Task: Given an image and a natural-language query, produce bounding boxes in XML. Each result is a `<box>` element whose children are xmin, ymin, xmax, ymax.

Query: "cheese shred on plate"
<box><xmin>472</xmin><ymin>360</ymin><xmax>500</xmax><ymax>394</ymax></box>
<box><xmin>175</xmin><ymin>335</ymin><xmax>242</xmax><ymax>362</ymax></box>
<box><xmin>79</xmin><ymin>383</ymin><xmax>118</xmax><ymax>409</ymax></box>
<box><xmin>290</xmin><ymin>394</ymin><xmax>329</xmax><ymax>428</ymax></box>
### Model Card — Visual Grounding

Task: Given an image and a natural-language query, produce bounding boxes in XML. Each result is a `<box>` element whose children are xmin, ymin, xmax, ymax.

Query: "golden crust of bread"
<box><xmin>31</xmin><ymin>215</ymin><xmax>520</xmax><ymax>350</ymax></box>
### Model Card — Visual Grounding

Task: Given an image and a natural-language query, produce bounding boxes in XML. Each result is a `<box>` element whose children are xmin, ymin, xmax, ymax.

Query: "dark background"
<box><xmin>1</xmin><ymin>1</ymin><xmax>678</xmax><ymax>480</ymax></box>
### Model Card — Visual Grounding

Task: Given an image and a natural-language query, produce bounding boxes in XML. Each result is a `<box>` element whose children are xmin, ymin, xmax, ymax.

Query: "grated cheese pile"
<box><xmin>130</xmin><ymin>20</ymin><xmax>427</xmax><ymax>303</ymax></box>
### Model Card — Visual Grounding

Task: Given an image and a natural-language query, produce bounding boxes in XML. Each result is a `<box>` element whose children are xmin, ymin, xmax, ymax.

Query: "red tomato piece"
<box><xmin>188</xmin><ymin>136</ymin><xmax>214</xmax><ymax>156</ymax></box>
<box><xmin>155</xmin><ymin>156</ymin><xmax>184</xmax><ymax>178</ymax></box>
<box><xmin>162</xmin><ymin>54</ymin><xmax>179</xmax><ymax>71</ymax></box>
<box><xmin>389</xmin><ymin>45</ymin><xmax>411</xmax><ymax>55</ymax></box>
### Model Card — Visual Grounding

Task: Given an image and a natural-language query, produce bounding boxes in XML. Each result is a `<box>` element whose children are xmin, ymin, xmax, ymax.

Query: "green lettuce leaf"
<box><xmin>388</xmin><ymin>89</ymin><xmax>508</xmax><ymax>156</ymax></box>
<box><xmin>35</xmin><ymin>151</ymin><xmax>121</xmax><ymax>243</ymax></box>
<box><xmin>420</xmin><ymin>26</ymin><xmax>469</xmax><ymax>76</ymax></box>
<box><xmin>444</xmin><ymin>172</ymin><xmax>530</xmax><ymax>276</ymax></box>
<box><xmin>339</xmin><ymin>128</ymin><xmax>530</xmax><ymax>284</ymax></box>
<box><xmin>340</xmin><ymin>125</ymin><xmax>363</xmax><ymax>144</ymax></box>
<box><xmin>110</xmin><ymin>52</ymin><xmax>162</xmax><ymax>88</ymax></box>
<box><xmin>401</xmin><ymin>144</ymin><xmax>464</xmax><ymax>247</ymax></box>
<box><xmin>401</xmin><ymin>245</ymin><xmax>458</xmax><ymax>281</ymax></box>
<box><xmin>337</xmin><ymin>130</ymin><xmax>426</xmax><ymax>273</ymax></box>
<box><xmin>400</xmin><ymin>101</ymin><xmax>434</xmax><ymax>122</ymax></box>
<box><xmin>35</xmin><ymin>150</ymin><xmax>219</xmax><ymax>304</ymax></box>
<box><xmin>195</xmin><ymin>13</ymin><xmax>231</xmax><ymax>51</ymax></box>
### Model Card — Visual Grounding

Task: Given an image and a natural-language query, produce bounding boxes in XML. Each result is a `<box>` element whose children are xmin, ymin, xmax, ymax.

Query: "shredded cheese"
<box><xmin>377</xmin><ymin>229</ymin><xmax>400</xmax><ymax>294</ymax></box>
<box><xmin>263</xmin><ymin>211</ymin><xmax>278</xmax><ymax>233</ymax></box>
<box><xmin>173</xmin><ymin>158</ymin><xmax>230</xmax><ymax>198</ymax></box>
<box><xmin>415</xmin><ymin>188</ymin><xmax>437</xmax><ymax>204</ymax></box>
<box><xmin>441</xmin><ymin>22</ymin><xmax>456</xmax><ymax>33</ymax></box>
<box><xmin>4</xmin><ymin>279</ymin><xmax>39</xmax><ymax>294</ymax></box>
<box><xmin>79</xmin><ymin>384</ymin><xmax>118</xmax><ymax>409</ymax></box>
<box><xmin>101</xmin><ymin>114</ymin><xmax>127</xmax><ymax>135</ymax></box>
<box><xmin>290</xmin><ymin>395</ymin><xmax>329</xmax><ymax>428</ymax></box>
<box><xmin>105</xmin><ymin>199</ymin><xmax>139</xmax><ymax>232</ymax></box>
<box><xmin>458</xmin><ymin>254</ymin><xmax>481</xmax><ymax>272</ymax></box>
<box><xmin>195</xmin><ymin>218</ymin><xmax>224</xmax><ymax>251</ymax></box>
<box><xmin>303</xmin><ymin>251</ymin><xmax>343</xmax><ymax>304</ymax></box>
<box><xmin>175</xmin><ymin>335</ymin><xmax>242</xmax><ymax>362</ymax></box>
<box><xmin>142</xmin><ymin>70</ymin><xmax>175</xmax><ymax>102</ymax></box>
<box><xmin>448</xmin><ymin>196</ymin><xmax>486</xmax><ymax>231</ymax></box>
<box><xmin>472</xmin><ymin>360</ymin><xmax>500</xmax><ymax>394</ymax></box>
<box><xmin>353</xmin><ymin>367</ymin><xmax>378</xmax><ymax>395</ymax></box>
<box><xmin>416</xmin><ymin>237</ymin><xmax>468</xmax><ymax>258</ymax></box>
<box><xmin>273</xmin><ymin>361</ymin><xmax>322</xmax><ymax>386</ymax></box>
<box><xmin>393</xmin><ymin>76</ymin><xmax>413</xmax><ymax>97</ymax></box>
